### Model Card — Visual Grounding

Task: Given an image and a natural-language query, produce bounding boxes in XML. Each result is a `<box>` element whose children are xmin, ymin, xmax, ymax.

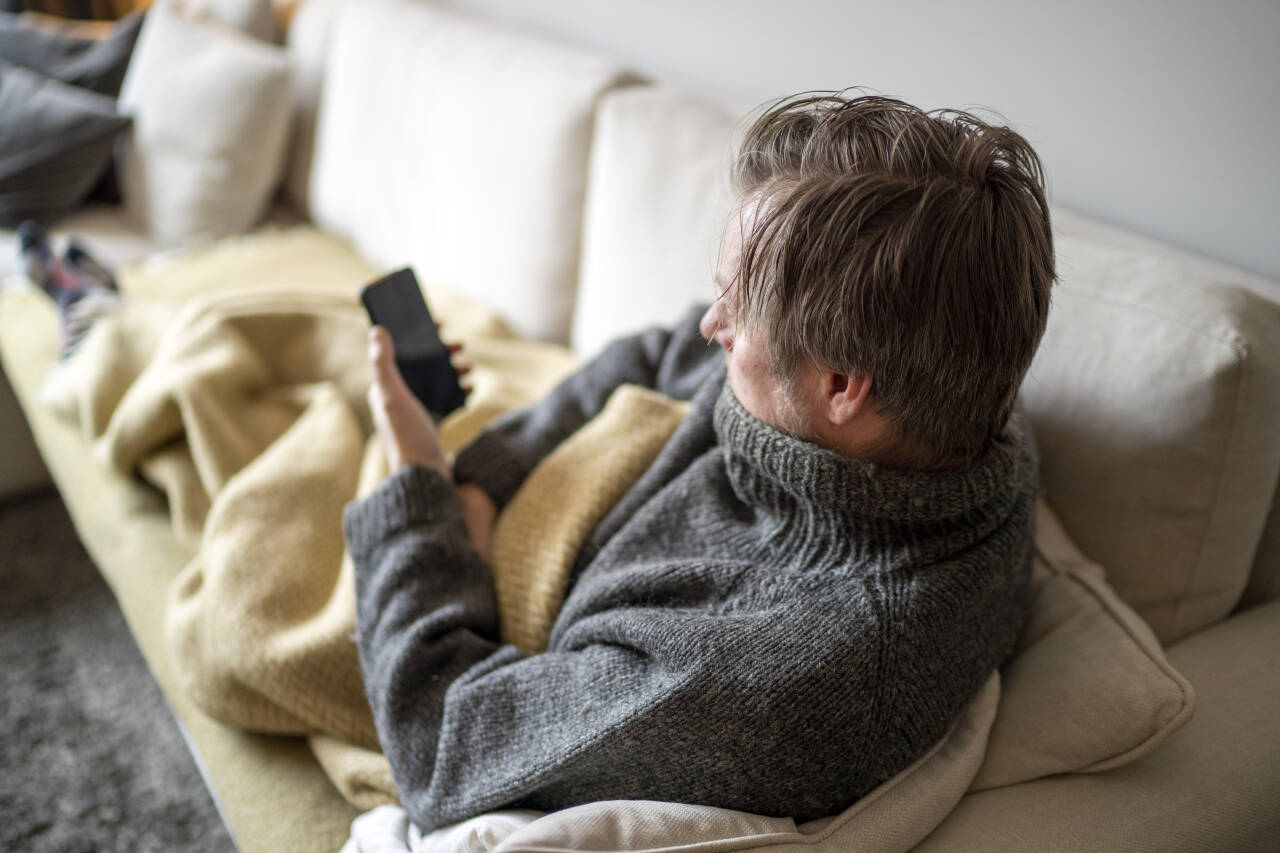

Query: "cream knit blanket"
<box><xmin>40</xmin><ymin>228</ymin><xmax>689</xmax><ymax>809</ymax></box>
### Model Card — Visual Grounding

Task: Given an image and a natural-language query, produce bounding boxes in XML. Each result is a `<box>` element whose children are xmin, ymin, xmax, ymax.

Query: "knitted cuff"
<box><xmin>451</xmin><ymin>430</ymin><xmax>529</xmax><ymax>509</ymax></box>
<box><xmin>343</xmin><ymin>464</ymin><xmax>464</xmax><ymax>560</ymax></box>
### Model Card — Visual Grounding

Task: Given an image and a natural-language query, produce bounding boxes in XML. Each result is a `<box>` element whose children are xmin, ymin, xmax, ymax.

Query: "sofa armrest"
<box><xmin>0</xmin><ymin>366</ymin><xmax>50</xmax><ymax>501</ymax></box>
<box><xmin>913</xmin><ymin>599</ymin><xmax>1280</xmax><ymax>852</ymax></box>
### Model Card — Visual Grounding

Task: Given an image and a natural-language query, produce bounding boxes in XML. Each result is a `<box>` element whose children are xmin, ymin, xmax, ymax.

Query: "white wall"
<box><xmin>440</xmin><ymin>0</ymin><xmax>1280</xmax><ymax>282</ymax></box>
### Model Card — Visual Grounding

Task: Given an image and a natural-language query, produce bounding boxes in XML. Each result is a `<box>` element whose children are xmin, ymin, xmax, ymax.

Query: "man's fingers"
<box><xmin>369</xmin><ymin>326</ymin><xmax>405</xmax><ymax>390</ymax></box>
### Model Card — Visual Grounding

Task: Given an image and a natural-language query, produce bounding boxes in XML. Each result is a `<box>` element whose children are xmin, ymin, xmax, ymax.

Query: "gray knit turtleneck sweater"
<box><xmin>343</xmin><ymin>306</ymin><xmax>1037</xmax><ymax>833</ymax></box>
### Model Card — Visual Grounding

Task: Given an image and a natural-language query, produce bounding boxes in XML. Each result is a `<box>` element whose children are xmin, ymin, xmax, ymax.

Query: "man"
<box><xmin>343</xmin><ymin>92</ymin><xmax>1054</xmax><ymax>832</ymax></box>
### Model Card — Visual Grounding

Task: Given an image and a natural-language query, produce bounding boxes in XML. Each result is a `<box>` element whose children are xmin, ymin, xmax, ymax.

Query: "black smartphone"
<box><xmin>359</xmin><ymin>267</ymin><xmax>467</xmax><ymax>419</ymax></box>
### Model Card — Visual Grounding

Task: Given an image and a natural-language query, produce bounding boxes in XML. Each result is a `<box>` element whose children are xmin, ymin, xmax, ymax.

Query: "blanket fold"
<box><xmin>40</xmin><ymin>226</ymin><xmax>690</xmax><ymax>810</ymax></box>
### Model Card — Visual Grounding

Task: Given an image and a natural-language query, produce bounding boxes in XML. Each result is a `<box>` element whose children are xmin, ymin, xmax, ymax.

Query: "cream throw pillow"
<box><xmin>971</xmin><ymin>500</ymin><xmax>1197</xmax><ymax>790</ymax></box>
<box><xmin>117</xmin><ymin>0</ymin><xmax>292</xmax><ymax>247</ymax></box>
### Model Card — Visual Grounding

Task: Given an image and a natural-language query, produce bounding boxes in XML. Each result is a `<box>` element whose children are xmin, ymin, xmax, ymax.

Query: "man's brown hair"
<box><xmin>729</xmin><ymin>91</ymin><xmax>1055</xmax><ymax>467</ymax></box>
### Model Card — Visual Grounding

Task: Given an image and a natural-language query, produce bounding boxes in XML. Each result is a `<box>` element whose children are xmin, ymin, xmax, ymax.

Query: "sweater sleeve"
<box><xmin>343</xmin><ymin>464</ymin><xmax>713</xmax><ymax>832</ymax></box>
<box><xmin>452</xmin><ymin>303</ymin><xmax>717</xmax><ymax>508</ymax></box>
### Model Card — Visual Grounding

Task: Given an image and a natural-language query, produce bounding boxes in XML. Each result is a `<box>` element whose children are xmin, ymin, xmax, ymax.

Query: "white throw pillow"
<box><xmin>117</xmin><ymin>0</ymin><xmax>293</xmax><ymax>248</ymax></box>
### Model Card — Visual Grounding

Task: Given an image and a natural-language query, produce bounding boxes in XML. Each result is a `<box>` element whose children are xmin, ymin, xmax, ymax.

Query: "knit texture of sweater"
<box><xmin>343</xmin><ymin>305</ymin><xmax>1037</xmax><ymax>832</ymax></box>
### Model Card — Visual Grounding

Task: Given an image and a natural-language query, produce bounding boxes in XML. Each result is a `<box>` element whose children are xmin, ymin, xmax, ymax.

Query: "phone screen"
<box><xmin>360</xmin><ymin>268</ymin><xmax>467</xmax><ymax>418</ymax></box>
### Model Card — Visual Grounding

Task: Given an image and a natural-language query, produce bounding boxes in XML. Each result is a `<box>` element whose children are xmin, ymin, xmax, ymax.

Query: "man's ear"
<box><xmin>824</xmin><ymin>370</ymin><xmax>873</xmax><ymax>426</ymax></box>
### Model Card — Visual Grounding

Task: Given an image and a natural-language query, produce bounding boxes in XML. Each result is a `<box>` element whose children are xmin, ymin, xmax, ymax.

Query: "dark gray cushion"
<box><xmin>0</xmin><ymin>59</ymin><xmax>131</xmax><ymax>226</ymax></box>
<box><xmin>0</xmin><ymin>11</ymin><xmax>143</xmax><ymax>97</ymax></box>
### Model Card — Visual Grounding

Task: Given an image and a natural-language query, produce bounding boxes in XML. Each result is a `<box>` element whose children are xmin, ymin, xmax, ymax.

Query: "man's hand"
<box><xmin>368</xmin><ymin>326</ymin><xmax>496</xmax><ymax>558</ymax></box>
<box><xmin>457</xmin><ymin>483</ymin><xmax>497</xmax><ymax>562</ymax></box>
<box><xmin>367</xmin><ymin>326</ymin><xmax>450</xmax><ymax>478</ymax></box>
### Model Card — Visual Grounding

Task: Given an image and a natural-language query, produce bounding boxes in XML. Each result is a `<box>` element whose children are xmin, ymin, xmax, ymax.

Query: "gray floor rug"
<box><xmin>0</xmin><ymin>490</ymin><xmax>236</xmax><ymax>853</ymax></box>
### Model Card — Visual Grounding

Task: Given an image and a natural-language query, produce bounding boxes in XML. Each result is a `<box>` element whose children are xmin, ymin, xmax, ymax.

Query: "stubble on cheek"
<box><xmin>729</xmin><ymin>355</ymin><xmax>817</xmax><ymax>445</ymax></box>
<box><xmin>774</xmin><ymin>371</ymin><xmax>817</xmax><ymax>443</ymax></box>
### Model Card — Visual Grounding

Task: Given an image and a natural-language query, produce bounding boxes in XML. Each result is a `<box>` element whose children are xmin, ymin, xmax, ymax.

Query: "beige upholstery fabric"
<box><xmin>1050</xmin><ymin>208</ymin><xmax>1280</xmax><ymax>611</ymax></box>
<box><xmin>1021</xmin><ymin>236</ymin><xmax>1280</xmax><ymax>642</ymax></box>
<box><xmin>0</xmin><ymin>367</ymin><xmax>47</xmax><ymax>499</ymax></box>
<box><xmin>972</xmin><ymin>501</ymin><xmax>1195</xmax><ymax>790</ymax></box>
<box><xmin>306</xmin><ymin>0</ymin><xmax>633</xmax><ymax>344</ymax></box>
<box><xmin>914</xmin><ymin>598</ymin><xmax>1280</xmax><ymax>852</ymax></box>
<box><xmin>117</xmin><ymin>0</ymin><xmax>294</xmax><ymax>247</ymax></box>
<box><xmin>573</xmin><ymin>87</ymin><xmax>740</xmax><ymax>357</ymax></box>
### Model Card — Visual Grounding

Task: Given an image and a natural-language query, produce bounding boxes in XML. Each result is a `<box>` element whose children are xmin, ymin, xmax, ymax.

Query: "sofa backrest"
<box><xmin>572</xmin><ymin>87</ymin><xmax>740</xmax><ymax>358</ymax></box>
<box><xmin>286</xmin><ymin>5</ymin><xmax>1280</xmax><ymax>639</ymax></box>
<box><xmin>287</xmin><ymin>0</ymin><xmax>632</xmax><ymax>345</ymax></box>
<box><xmin>572</xmin><ymin>85</ymin><xmax>1280</xmax><ymax>643</ymax></box>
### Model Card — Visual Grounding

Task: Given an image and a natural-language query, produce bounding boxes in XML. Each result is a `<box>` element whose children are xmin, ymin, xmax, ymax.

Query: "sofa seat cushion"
<box><xmin>305</xmin><ymin>0</ymin><xmax>633</xmax><ymax>345</ymax></box>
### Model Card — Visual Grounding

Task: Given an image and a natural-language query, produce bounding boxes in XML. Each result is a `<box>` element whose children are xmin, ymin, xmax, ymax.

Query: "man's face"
<box><xmin>700</xmin><ymin>203</ymin><xmax>813</xmax><ymax>439</ymax></box>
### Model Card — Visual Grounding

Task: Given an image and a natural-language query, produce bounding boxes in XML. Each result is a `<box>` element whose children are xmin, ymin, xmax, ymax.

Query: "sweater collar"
<box><xmin>713</xmin><ymin>381</ymin><xmax>1025</xmax><ymax>524</ymax></box>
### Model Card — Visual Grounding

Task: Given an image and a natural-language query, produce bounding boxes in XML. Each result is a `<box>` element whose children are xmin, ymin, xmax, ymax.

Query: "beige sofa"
<box><xmin>2</xmin><ymin>0</ymin><xmax>1279</xmax><ymax>850</ymax></box>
